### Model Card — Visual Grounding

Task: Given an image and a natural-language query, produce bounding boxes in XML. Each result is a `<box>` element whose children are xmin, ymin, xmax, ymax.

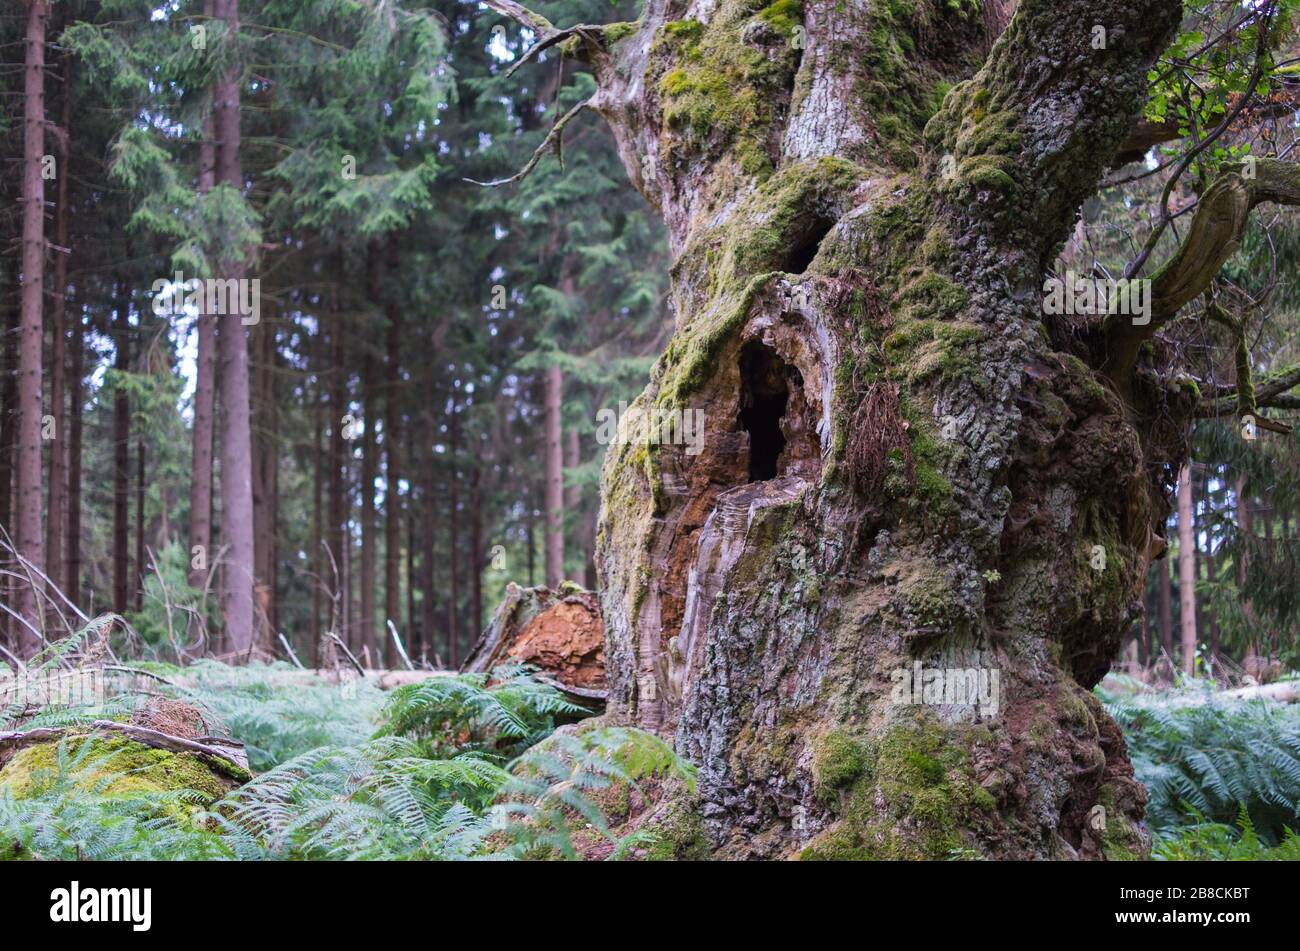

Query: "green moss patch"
<box><xmin>651</xmin><ymin>0</ymin><xmax>804</xmax><ymax>175</ymax></box>
<box><xmin>0</xmin><ymin>734</ymin><xmax>245</xmax><ymax>806</ymax></box>
<box><xmin>811</xmin><ymin>730</ymin><xmax>869</xmax><ymax>804</ymax></box>
<box><xmin>800</xmin><ymin>717</ymin><xmax>992</xmax><ymax>860</ymax></box>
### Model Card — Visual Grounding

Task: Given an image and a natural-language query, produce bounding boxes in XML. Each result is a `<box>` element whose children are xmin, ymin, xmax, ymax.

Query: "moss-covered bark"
<box><xmin>582</xmin><ymin>0</ymin><xmax>1189</xmax><ymax>858</ymax></box>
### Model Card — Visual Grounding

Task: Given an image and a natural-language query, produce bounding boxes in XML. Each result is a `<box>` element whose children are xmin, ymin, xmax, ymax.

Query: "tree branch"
<box><xmin>0</xmin><ymin>721</ymin><xmax>249</xmax><ymax>774</ymax></box>
<box><xmin>503</xmin><ymin>23</ymin><xmax>605</xmax><ymax>79</ymax></box>
<box><xmin>465</xmin><ymin>98</ymin><xmax>592</xmax><ymax>187</ymax></box>
<box><xmin>477</xmin><ymin>0</ymin><xmax>555</xmax><ymax>37</ymax></box>
<box><xmin>926</xmin><ymin>0</ymin><xmax>1184</xmax><ymax>265</ymax></box>
<box><xmin>1123</xmin><ymin>1</ymin><xmax>1277</xmax><ymax>280</ymax></box>
<box><xmin>1104</xmin><ymin>159</ymin><xmax>1300</xmax><ymax>383</ymax></box>
<box><xmin>1193</xmin><ymin>361</ymin><xmax>1300</xmax><ymax>419</ymax></box>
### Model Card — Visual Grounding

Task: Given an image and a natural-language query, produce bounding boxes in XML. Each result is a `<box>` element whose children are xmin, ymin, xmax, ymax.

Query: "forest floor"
<box><xmin>1</xmin><ymin>655</ymin><xmax>1297</xmax><ymax>860</ymax></box>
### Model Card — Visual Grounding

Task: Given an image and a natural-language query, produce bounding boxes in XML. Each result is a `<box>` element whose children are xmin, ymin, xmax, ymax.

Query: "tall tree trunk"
<box><xmin>526</xmin><ymin>474</ymin><xmax>536</xmax><ymax>587</ymax></box>
<box><xmin>0</xmin><ymin>287</ymin><xmax>17</xmax><ymax>647</ymax></box>
<box><xmin>1199</xmin><ymin>472</ymin><xmax>1216</xmax><ymax>671</ymax></box>
<box><xmin>564</xmin><ymin>425</ymin><xmax>581</xmax><ymax>577</ymax></box>
<box><xmin>45</xmin><ymin>41</ymin><xmax>71</xmax><ymax>606</ymax></box>
<box><xmin>327</xmin><ymin>309</ymin><xmax>347</xmax><ymax>647</ymax></box>
<box><xmin>543</xmin><ymin>364</ymin><xmax>564</xmax><ymax>588</ymax></box>
<box><xmin>359</xmin><ymin>349</ymin><xmax>377</xmax><ymax>663</ymax></box>
<box><xmin>342</xmin><ymin>450</ymin><xmax>354</xmax><ymax>651</ymax></box>
<box><xmin>405</xmin><ymin>418</ymin><xmax>419</xmax><ymax>658</ymax></box>
<box><xmin>135</xmin><ymin>441</ymin><xmax>146</xmax><ymax>611</ymax></box>
<box><xmin>421</xmin><ymin>424</ymin><xmax>438</xmax><ymax>664</ymax></box>
<box><xmin>407</xmin><ymin>497</ymin><xmax>418</xmax><ymax>662</ymax></box>
<box><xmin>252</xmin><ymin>315</ymin><xmax>276</xmax><ymax>648</ymax></box>
<box><xmin>1234</xmin><ymin>473</ymin><xmax>1255</xmax><ymax>625</ymax></box>
<box><xmin>470</xmin><ymin>460</ymin><xmax>483</xmax><ymax>640</ymax></box>
<box><xmin>213</xmin><ymin>0</ymin><xmax>255</xmax><ymax>655</ymax></box>
<box><xmin>384</xmin><ymin>302</ymin><xmax>402</xmax><ymax>666</ymax></box>
<box><xmin>268</xmin><ymin>337</ymin><xmax>279</xmax><ymax>638</ymax></box>
<box><xmin>66</xmin><ymin>266</ymin><xmax>83</xmax><ymax>607</ymax></box>
<box><xmin>188</xmin><ymin>97</ymin><xmax>217</xmax><ymax>591</ymax></box>
<box><xmin>311</xmin><ymin>392</ymin><xmax>323</xmax><ymax>665</ymax></box>
<box><xmin>1177</xmin><ymin>465</ymin><xmax>1198</xmax><ymax>676</ymax></box>
<box><xmin>580</xmin><ymin>0</ymin><xmax>1188</xmax><ymax>858</ymax></box>
<box><xmin>446</xmin><ymin>404</ymin><xmax>460</xmax><ymax>668</ymax></box>
<box><xmin>1157</xmin><ymin>542</ymin><xmax>1173</xmax><ymax>664</ymax></box>
<box><xmin>112</xmin><ymin>283</ymin><xmax>131</xmax><ymax>616</ymax></box>
<box><xmin>14</xmin><ymin>0</ymin><xmax>48</xmax><ymax>652</ymax></box>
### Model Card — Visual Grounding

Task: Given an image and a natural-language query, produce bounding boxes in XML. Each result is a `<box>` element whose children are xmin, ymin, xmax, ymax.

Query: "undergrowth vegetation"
<box><xmin>1098</xmin><ymin>676</ymin><xmax>1300</xmax><ymax>860</ymax></box>
<box><xmin>0</xmin><ymin>657</ymin><xmax>695</xmax><ymax>861</ymax></box>
<box><xmin>2</xmin><ymin>647</ymin><xmax>1296</xmax><ymax>861</ymax></box>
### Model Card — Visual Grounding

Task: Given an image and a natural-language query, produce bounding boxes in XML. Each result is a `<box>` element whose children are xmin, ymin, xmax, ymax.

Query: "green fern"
<box><xmin>1154</xmin><ymin>807</ymin><xmax>1300</xmax><ymax>860</ymax></box>
<box><xmin>490</xmin><ymin>727</ymin><xmax>697</xmax><ymax>860</ymax></box>
<box><xmin>0</xmin><ymin>738</ymin><xmax>232</xmax><ymax>861</ymax></box>
<box><xmin>1098</xmin><ymin>682</ymin><xmax>1300</xmax><ymax>843</ymax></box>
<box><xmin>1</xmin><ymin>660</ymin><xmax>697</xmax><ymax>860</ymax></box>
<box><xmin>166</xmin><ymin>660</ymin><xmax>387</xmax><ymax>770</ymax></box>
<box><xmin>376</xmin><ymin>665</ymin><xmax>590</xmax><ymax>759</ymax></box>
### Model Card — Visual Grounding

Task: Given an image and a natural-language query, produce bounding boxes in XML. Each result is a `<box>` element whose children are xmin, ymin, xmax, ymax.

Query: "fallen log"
<box><xmin>1219</xmin><ymin>681</ymin><xmax>1300</xmax><ymax>704</ymax></box>
<box><xmin>0</xmin><ymin>720</ymin><xmax>249</xmax><ymax>775</ymax></box>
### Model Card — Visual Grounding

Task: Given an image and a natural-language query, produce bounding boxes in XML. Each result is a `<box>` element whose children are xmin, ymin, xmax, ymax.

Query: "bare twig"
<box><xmin>386</xmin><ymin>619</ymin><xmax>415</xmax><ymax>671</ymax></box>
<box><xmin>465</xmin><ymin>98</ymin><xmax>592</xmax><ymax>187</ymax></box>
<box><xmin>327</xmin><ymin>632</ymin><xmax>366</xmax><ymax>677</ymax></box>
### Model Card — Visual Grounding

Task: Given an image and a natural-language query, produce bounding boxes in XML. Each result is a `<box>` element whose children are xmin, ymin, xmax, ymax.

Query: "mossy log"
<box><xmin>0</xmin><ymin>720</ymin><xmax>251</xmax><ymax>775</ymax></box>
<box><xmin>0</xmin><ymin>724</ymin><xmax>250</xmax><ymax>809</ymax></box>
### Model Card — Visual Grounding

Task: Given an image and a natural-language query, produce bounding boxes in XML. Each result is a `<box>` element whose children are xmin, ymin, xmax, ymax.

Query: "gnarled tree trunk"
<box><xmin>475</xmin><ymin>0</ymin><xmax>1300</xmax><ymax>859</ymax></box>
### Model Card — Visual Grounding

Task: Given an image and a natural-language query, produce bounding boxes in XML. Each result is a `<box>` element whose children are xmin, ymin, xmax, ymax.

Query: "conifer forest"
<box><xmin>2</xmin><ymin>0</ymin><xmax>1300</xmax><ymax>897</ymax></box>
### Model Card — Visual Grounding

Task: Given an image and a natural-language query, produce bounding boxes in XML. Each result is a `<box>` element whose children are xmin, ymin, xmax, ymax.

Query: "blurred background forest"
<box><xmin>0</xmin><ymin>0</ymin><xmax>669</xmax><ymax>668</ymax></box>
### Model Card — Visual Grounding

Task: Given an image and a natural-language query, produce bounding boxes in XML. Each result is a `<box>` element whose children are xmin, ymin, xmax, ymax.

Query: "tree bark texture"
<box><xmin>578</xmin><ymin>0</ymin><xmax>1201</xmax><ymax>859</ymax></box>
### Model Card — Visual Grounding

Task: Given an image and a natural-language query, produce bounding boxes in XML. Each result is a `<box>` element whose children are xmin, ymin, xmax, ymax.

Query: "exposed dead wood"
<box><xmin>462</xmin><ymin>582</ymin><xmax>606</xmax><ymax>702</ymax></box>
<box><xmin>846</xmin><ymin>382</ymin><xmax>912</xmax><ymax>494</ymax></box>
